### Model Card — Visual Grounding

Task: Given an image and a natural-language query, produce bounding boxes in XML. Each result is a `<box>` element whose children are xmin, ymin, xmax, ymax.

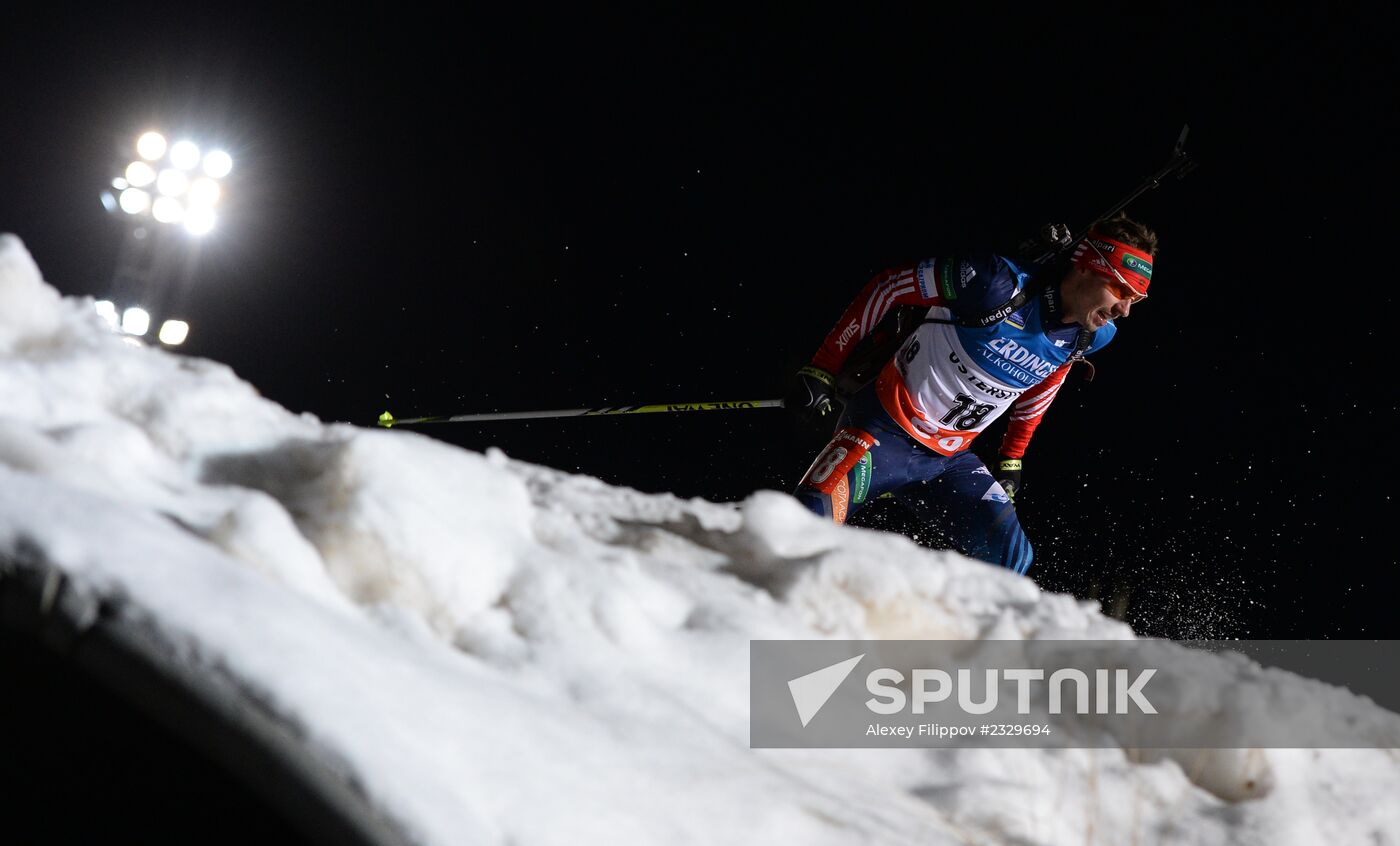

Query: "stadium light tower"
<box><xmin>99</xmin><ymin>129</ymin><xmax>235</xmax><ymax>347</ymax></box>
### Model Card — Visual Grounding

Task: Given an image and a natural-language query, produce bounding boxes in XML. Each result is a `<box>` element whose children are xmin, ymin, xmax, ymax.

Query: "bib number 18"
<box><xmin>938</xmin><ymin>392</ymin><xmax>994</xmax><ymax>430</ymax></box>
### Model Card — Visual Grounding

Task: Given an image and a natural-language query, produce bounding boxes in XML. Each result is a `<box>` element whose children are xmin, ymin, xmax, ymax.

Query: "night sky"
<box><xmin>2</xmin><ymin>8</ymin><xmax>1392</xmax><ymax>639</ymax></box>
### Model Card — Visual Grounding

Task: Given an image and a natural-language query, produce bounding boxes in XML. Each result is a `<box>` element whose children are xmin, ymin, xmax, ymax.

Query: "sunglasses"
<box><xmin>1085</xmin><ymin>240</ymin><xmax>1148</xmax><ymax>304</ymax></box>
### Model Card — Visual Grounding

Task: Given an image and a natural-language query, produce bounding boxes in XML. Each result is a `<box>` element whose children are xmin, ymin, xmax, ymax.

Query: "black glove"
<box><xmin>784</xmin><ymin>365</ymin><xmax>837</xmax><ymax>424</ymax></box>
<box><xmin>995</xmin><ymin>456</ymin><xmax>1023</xmax><ymax>503</ymax></box>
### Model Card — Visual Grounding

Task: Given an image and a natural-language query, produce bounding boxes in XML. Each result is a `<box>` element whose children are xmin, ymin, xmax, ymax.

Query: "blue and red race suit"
<box><xmin>794</xmin><ymin>255</ymin><xmax>1117</xmax><ymax>575</ymax></box>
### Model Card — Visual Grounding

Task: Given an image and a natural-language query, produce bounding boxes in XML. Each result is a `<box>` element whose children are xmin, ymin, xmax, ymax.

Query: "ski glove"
<box><xmin>996</xmin><ymin>457</ymin><xmax>1023</xmax><ymax>503</ymax></box>
<box><xmin>784</xmin><ymin>365</ymin><xmax>837</xmax><ymax>424</ymax></box>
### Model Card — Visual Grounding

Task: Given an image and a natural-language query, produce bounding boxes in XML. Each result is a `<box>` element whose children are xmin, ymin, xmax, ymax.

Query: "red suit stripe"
<box><xmin>812</xmin><ymin>264</ymin><xmax>940</xmax><ymax>375</ymax></box>
<box><xmin>999</xmin><ymin>362</ymin><xmax>1071</xmax><ymax>458</ymax></box>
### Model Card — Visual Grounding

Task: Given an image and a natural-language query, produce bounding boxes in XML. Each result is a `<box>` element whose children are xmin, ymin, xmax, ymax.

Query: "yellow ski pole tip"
<box><xmin>378</xmin><ymin>410</ymin><xmax>395</xmax><ymax>428</ymax></box>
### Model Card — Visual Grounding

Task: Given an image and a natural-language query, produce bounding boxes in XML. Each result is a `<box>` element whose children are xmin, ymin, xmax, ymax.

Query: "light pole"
<box><xmin>98</xmin><ymin>130</ymin><xmax>232</xmax><ymax>346</ymax></box>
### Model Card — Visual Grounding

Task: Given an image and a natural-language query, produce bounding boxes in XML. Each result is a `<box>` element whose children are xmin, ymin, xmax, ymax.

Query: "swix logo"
<box><xmin>835</xmin><ymin>320</ymin><xmax>860</xmax><ymax>350</ymax></box>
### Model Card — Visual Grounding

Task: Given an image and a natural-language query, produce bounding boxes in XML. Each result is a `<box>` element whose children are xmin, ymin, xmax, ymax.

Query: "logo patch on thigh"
<box><xmin>832</xmin><ymin>476</ymin><xmax>850</xmax><ymax>523</ymax></box>
<box><xmin>851</xmin><ymin>452</ymin><xmax>873</xmax><ymax>504</ymax></box>
<box><xmin>801</xmin><ymin>427</ymin><xmax>877</xmax><ymax>496</ymax></box>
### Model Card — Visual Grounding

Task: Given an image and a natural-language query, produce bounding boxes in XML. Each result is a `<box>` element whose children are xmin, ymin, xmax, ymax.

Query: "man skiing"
<box><xmin>785</xmin><ymin>212</ymin><xmax>1159</xmax><ymax>576</ymax></box>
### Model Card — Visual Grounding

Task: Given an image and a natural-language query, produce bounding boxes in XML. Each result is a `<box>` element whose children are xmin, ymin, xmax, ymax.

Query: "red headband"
<box><xmin>1071</xmin><ymin>231</ymin><xmax>1154</xmax><ymax>296</ymax></box>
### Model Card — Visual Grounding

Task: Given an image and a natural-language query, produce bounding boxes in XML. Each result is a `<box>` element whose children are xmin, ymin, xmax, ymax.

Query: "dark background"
<box><xmin>1</xmin><ymin>8</ymin><xmax>1392</xmax><ymax>639</ymax></box>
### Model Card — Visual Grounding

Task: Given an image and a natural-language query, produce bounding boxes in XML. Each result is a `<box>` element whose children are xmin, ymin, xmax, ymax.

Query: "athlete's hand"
<box><xmin>996</xmin><ymin>456</ymin><xmax>1023</xmax><ymax>503</ymax></box>
<box><xmin>784</xmin><ymin>365</ymin><xmax>837</xmax><ymax>424</ymax></box>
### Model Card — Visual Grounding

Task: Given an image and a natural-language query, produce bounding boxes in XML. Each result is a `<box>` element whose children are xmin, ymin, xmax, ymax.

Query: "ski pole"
<box><xmin>377</xmin><ymin>399</ymin><xmax>785</xmax><ymax>428</ymax></box>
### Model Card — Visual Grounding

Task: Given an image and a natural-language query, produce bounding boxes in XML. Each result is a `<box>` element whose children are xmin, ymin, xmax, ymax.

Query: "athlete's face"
<box><xmin>1061</xmin><ymin>269</ymin><xmax>1136</xmax><ymax>329</ymax></box>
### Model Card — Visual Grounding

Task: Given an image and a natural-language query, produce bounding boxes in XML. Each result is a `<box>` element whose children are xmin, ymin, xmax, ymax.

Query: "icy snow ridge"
<box><xmin>2</xmin><ymin>233</ymin><xmax>1397</xmax><ymax>846</ymax></box>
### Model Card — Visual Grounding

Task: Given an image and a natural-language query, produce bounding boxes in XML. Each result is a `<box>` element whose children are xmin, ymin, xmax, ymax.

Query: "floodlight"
<box><xmin>122</xmin><ymin>307</ymin><xmax>150</xmax><ymax>336</ymax></box>
<box><xmin>170</xmin><ymin>140</ymin><xmax>201</xmax><ymax>170</ymax></box>
<box><xmin>152</xmin><ymin>196</ymin><xmax>185</xmax><ymax>223</ymax></box>
<box><xmin>184</xmin><ymin>206</ymin><xmax>216</xmax><ymax>236</ymax></box>
<box><xmin>137</xmin><ymin>132</ymin><xmax>167</xmax><ymax>160</ymax></box>
<box><xmin>125</xmin><ymin>161</ymin><xmax>156</xmax><ymax>187</ymax></box>
<box><xmin>203</xmin><ymin>150</ymin><xmax>233</xmax><ymax>178</ymax></box>
<box><xmin>94</xmin><ymin>300</ymin><xmax>119</xmax><ymax>329</ymax></box>
<box><xmin>112</xmin><ymin>177</ymin><xmax>129</xmax><ymax>190</ymax></box>
<box><xmin>100</xmin><ymin>191</ymin><xmax>118</xmax><ymax>212</ymax></box>
<box><xmin>158</xmin><ymin>319</ymin><xmax>190</xmax><ymax>345</ymax></box>
<box><xmin>187</xmin><ymin>177</ymin><xmax>220</xmax><ymax>206</ymax></box>
<box><xmin>156</xmin><ymin>168</ymin><xmax>188</xmax><ymax>197</ymax></box>
<box><xmin>118</xmin><ymin>188</ymin><xmax>151</xmax><ymax>215</ymax></box>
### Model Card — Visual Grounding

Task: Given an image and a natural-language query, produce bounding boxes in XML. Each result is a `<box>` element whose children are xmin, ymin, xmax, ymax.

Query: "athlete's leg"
<box><xmin>792</xmin><ymin>386</ymin><xmax>996</xmax><ymax>536</ymax></box>
<box><xmin>794</xmin><ymin>425</ymin><xmax>895</xmax><ymax>523</ymax></box>
<box><xmin>892</xmin><ymin>451</ymin><xmax>1033</xmax><ymax>574</ymax></box>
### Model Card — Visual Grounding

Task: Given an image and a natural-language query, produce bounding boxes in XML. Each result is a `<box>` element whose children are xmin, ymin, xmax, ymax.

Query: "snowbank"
<box><xmin>1</xmin><ymin>233</ymin><xmax>1396</xmax><ymax>845</ymax></box>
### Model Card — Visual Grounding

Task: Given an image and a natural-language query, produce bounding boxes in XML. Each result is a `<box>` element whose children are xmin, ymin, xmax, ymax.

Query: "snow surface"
<box><xmin>1</xmin><ymin>233</ymin><xmax>1397</xmax><ymax>845</ymax></box>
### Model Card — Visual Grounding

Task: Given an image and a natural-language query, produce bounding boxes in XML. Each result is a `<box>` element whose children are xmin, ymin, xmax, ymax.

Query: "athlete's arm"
<box><xmin>998</xmin><ymin>362</ymin><xmax>1071</xmax><ymax>459</ymax></box>
<box><xmin>808</xmin><ymin>254</ymin><xmax>1020</xmax><ymax>376</ymax></box>
<box><xmin>809</xmin><ymin>263</ymin><xmax>943</xmax><ymax>375</ymax></box>
<box><xmin>999</xmin><ymin>316</ymin><xmax>1117</xmax><ymax>457</ymax></box>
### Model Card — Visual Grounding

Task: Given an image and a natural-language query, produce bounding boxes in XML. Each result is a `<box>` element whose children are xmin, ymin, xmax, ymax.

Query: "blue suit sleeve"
<box><xmin>1087</xmin><ymin>321</ymin><xmax>1117</xmax><ymax>354</ymax></box>
<box><xmin>940</xmin><ymin>255</ymin><xmax>1024</xmax><ymax>323</ymax></box>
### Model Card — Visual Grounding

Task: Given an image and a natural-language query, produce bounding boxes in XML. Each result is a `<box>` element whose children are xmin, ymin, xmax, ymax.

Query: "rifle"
<box><xmin>833</xmin><ymin>125</ymin><xmax>1197</xmax><ymax>398</ymax></box>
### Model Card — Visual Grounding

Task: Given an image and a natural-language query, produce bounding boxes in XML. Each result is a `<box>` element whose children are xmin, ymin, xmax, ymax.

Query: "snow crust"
<box><xmin>2</xmin><ymin>234</ymin><xmax>1397</xmax><ymax>845</ymax></box>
